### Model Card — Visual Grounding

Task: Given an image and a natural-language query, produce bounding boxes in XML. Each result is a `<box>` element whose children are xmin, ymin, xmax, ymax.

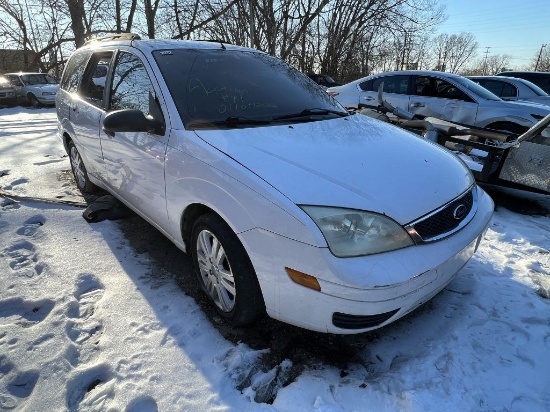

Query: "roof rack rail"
<box><xmin>84</xmin><ymin>33</ymin><xmax>141</xmax><ymax>46</ymax></box>
<box><xmin>195</xmin><ymin>39</ymin><xmax>233</xmax><ymax>50</ymax></box>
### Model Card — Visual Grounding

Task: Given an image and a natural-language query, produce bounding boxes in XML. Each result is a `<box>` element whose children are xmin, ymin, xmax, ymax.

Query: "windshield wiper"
<box><xmin>273</xmin><ymin>108</ymin><xmax>349</xmax><ymax>121</ymax></box>
<box><xmin>188</xmin><ymin>116</ymin><xmax>273</xmax><ymax>129</ymax></box>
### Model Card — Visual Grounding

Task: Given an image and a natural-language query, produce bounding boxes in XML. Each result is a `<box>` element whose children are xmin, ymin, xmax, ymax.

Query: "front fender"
<box><xmin>164</xmin><ymin>138</ymin><xmax>325</xmax><ymax>251</ymax></box>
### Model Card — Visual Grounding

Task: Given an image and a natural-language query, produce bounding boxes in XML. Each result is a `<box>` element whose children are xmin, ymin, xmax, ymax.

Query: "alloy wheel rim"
<box><xmin>196</xmin><ymin>229</ymin><xmax>236</xmax><ymax>312</ymax></box>
<box><xmin>70</xmin><ymin>147</ymin><xmax>86</xmax><ymax>189</ymax></box>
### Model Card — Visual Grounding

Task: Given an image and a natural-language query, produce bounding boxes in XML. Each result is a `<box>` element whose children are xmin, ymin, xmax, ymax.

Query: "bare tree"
<box><xmin>461</xmin><ymin>54</ymin><xmax>512</xmax><ymax>76</ymax></box>
<box><xmin>318</xmin><ymin>0</ymin><xmax>443</xmax><ymax>82</ymax></box>
<box><xmin>0</xmin><ymin>0</ymin><xmax>478</xmax><ymax>82</ymax></box>
<box><xmin>0</xmin><ymin>0</ymin><xmax>76</xmax><ymax>72</ymax></box>
<box><xmin>432</xmin><ymin>32</ymin><xmax>477</xmax><ymax>73</ymax></box>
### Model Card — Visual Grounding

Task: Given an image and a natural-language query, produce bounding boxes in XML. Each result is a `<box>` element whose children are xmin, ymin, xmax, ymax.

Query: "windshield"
<box><xmin>153</xmin><ymin>49</ymin><xmax>346</xmax><ymax>128</ymax></box>
<box><xmin>20</xmin><ymin>74</ymin><xmax>58</xmax><ymax>85</ymax></box>
<box><xmin>452</xmin><ymin>76</ymin><xmax>502</xmax><ymax>101</ymax></box>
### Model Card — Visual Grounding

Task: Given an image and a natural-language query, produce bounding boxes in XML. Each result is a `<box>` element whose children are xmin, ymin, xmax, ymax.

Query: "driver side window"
<box><xmin>110</xmin><ymin>51</ymin><xmax>155</xmax><ymax>115</ymax></box>
<box><xmin>434</xmin><ymin>78</ymin><xmax>468</xmax><ymax>101</ymax></box>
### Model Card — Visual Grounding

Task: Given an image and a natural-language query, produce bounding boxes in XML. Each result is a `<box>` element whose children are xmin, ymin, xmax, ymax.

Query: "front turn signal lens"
<box><xmin>285</xmin><ymin>267</ymin><xmax>321</xmax><ymax>292</ymax></box>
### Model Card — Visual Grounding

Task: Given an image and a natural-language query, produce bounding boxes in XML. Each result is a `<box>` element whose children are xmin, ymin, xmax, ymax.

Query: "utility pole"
<box><xmin>483</xmin><ymin>47</ymin><xmax>491</xmax><ymax>75</ymax></box>
<box><xmin>535</xmin><ymin>44</ymin><xmax>547</xmax><ymax>71</ymax></box>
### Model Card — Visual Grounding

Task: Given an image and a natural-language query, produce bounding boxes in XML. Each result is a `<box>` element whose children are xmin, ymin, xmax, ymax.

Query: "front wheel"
<box><xmin>28</xmin><ymin>94</ymin><xmax>41</xmax><ymax>108</ymax></box>
<box><xmin>191</xmin><ymin>213</ymin><xmax>265</xmax><ymax>326</ymax></box>
<box><xmin>68</xmin><ymin>141</ymin><xmax>96</xmax><ymax>193</ymax></box>
<box><xmin>488</xmin><ymin>122</ymin><xmax>526</xmax><ymax>135</ymax></box>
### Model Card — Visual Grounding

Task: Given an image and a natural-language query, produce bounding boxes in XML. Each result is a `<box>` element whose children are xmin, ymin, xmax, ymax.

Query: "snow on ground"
<box><xmin>0</xmin><ymin>107</ymin><xmax>549</xmax><ymax>411</ymax></box>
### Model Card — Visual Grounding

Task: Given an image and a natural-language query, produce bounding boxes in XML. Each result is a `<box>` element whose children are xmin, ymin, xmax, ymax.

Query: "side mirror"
<box><xmin>103</xmin><ymin>109</ymin><xmax>164</xmax><ymax>135</ymax></box>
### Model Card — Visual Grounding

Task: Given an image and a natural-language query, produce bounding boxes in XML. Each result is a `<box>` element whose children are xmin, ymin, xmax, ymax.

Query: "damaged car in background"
<box><xmin>328</xmin><ymin>70</ymin><xmax>550</xmax><ymax>135</ymax></box>
<box><xmin>56</xmin><ymin>35</ymin><xmax>493</xmax><ymax>334</ymax></box>
<box><xmin>359</xmin><ymin>84</ymin><xmax>550</xmax><ymax>196</ymax></box>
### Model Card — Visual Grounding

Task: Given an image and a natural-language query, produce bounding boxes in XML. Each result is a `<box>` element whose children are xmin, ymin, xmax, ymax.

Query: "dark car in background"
<box><xmin>468</xmin><ymin>75</ymin><xmax>550</xmax><ymax>106</ymax></box>
<box><xmin>496</xmin><ymin>71</ymin><xmax>550</xmax><ymax>94</ymax></box>
<box><xmin>307</xmin><ymin>73</ymin><xmax>340</xmax><ymax>88</ymax></box>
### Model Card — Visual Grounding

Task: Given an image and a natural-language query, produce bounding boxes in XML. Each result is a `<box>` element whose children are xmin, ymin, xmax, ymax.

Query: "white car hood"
<box><xmin>195</xmin><ymin>115</ymin><xmax>474</xmax><ymax>224</ymax></box>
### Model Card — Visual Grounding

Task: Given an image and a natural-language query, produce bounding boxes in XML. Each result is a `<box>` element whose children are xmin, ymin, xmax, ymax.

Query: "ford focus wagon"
<box><xmin>56</xmin><ymin>34</ymin><xmax>493</xmax><ymax>334</ymax></box>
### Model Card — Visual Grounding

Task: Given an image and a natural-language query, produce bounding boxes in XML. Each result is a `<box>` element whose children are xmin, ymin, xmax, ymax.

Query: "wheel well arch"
<box><xmin>485</xmin><ymin>121</ymin><xmax>527</xmax><ymax>134</ymax></box>
<box><xmin>62</xmin><ymin>132</ymin><xmax>72</xmax><ymax>154</ymax></box>
<box><xmin>181</xmin><ymin>203</ymin><xmax>219</xmax><ymax>250</ymax></box>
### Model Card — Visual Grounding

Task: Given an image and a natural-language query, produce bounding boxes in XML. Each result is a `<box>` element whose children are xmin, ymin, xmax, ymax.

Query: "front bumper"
<box><xmin>37</xmin><ymin>94</ymin><xmax>56</xmax><ymax>105</ymax></box>
<box><xmin>238</xmin><ymin>186</ymin><xmax>493</xmax><ymax>334</ymax></box>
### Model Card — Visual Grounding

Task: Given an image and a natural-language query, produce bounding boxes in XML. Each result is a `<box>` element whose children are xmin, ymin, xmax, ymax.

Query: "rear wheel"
<box><xmin>191</xmin><ymin>213</ymin><xmax>265</xmax><ymax>326</ymax></box>
<box><xmin>68</xmin><ymin>141</ymin><xmax>96</xmax><ymax>193</ymax></box>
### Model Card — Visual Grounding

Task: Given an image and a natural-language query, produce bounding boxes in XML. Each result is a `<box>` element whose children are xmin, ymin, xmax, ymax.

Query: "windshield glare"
<box><xmin>453</xmin><ymin>76</ymin><xmax>502</xmax><ymax>101</ymax></box>
<box><xmin>21</xmin><ymin>74</ymin><xmax>58</xmax><ymax>85</ymax></box>
<box><xmin>153</xmin><ymin>49</ymin><xmax>346</xmax><ymax>128</ymax></box>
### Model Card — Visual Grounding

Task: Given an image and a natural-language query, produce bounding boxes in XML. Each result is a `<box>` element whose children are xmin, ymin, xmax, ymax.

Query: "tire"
<box><xmin>191</xmin><ymin>213</ymin><xmax>265</xmax><ymax>326</ymax></box>
<box><xmin>28</xmin><ymin>94</ymin><xmax>41</xmax><ymax>108</ymax></box>
<box><xmin>68</xmin><ymin>141</ymin><xmax>97</xmax><ymax>193</ymax></box>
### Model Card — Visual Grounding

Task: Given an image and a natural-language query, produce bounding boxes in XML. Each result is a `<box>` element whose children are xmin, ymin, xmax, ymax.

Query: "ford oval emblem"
<box><xmin>453</xmin><ymin>204</ymin><xmax>467</xmax><ymax>220</ymax></box>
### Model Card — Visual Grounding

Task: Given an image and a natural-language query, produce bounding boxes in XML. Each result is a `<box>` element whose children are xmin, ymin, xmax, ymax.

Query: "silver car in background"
<box><xmin>328</xmin><ymin>70</ymin><xmax>550</xmax><ymax>134</ymax></box>
<box><xmin>468</xmin><ymin>75</ymin><xmax>550</xmax><ymax>106</ymax></box>
<box><xmin>0</xmin><ymin>75</ymin><xmax>16</xmax><ymax>107</ymax></box>
<box><xmin>4</xmin><ymin>72</ymin><xmax>59</xmax><ymax>107</ymax></box>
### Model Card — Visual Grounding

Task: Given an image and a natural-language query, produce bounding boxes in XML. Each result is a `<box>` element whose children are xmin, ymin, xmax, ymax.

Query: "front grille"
<box><xmin>407</xmin><ymin>187</ymin><xmax>476</xmax><ymax>242</ymax></box>
<box><xmin>332</xmin><ymin>309</ymin><xmax>400</xmax><ymax>330</ymax></box>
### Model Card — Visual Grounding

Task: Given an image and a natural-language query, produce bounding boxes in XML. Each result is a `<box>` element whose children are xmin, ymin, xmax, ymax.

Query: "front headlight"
<box><xmin>301</xmin><ymin>206</ymin><xmax>414</xmax><ymax>257</ymax></box>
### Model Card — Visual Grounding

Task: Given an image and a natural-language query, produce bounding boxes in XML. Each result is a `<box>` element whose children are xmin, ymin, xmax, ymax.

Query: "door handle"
<box><xmin>363</xmin><ymin>96</ymin><xmax>375</xmax><ymax>101</ymax></box>
<box><xmin>410</xmin><ymin>102</ymin><xmax>425</xmax><ymax>108</ymax></box>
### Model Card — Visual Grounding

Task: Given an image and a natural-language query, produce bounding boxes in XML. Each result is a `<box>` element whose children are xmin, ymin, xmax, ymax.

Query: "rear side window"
<box><xmin>61</xmin><ymin>52</ymin><xmax>90</xmax><ymax>92</ymax></box>
<box><xmin>373</xmin><ymin>76</ymin><xmax>410</xmax><ymax>95</ymax></box>
<box><xmin>477</xmin><ymin>80</ymin><xmax>517</xmax><ymax>98</ymax></box>
<box><xmin>498</xmin><ymin>72</ymin><xmax>550</xmax><ymax>93</ymax></box>
<box><xmin>360</xmin><ymin>76</ymin><xmax>409</xmax><ymax>94</ymax></box>
<box><xmin>359</xmin><ymin>79</ymin><xmax>373</xmax><ymax>91</ymax></box>
<box><xmin>79</xmin><ymin>51</ymin><xmax>114</xmax><ymax>108</ymax></box>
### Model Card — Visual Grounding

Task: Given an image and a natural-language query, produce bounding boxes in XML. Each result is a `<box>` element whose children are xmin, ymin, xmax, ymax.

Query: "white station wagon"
<box><xmin>56</xmin><ymin>35</ymin><xmax>493</xmax><ymax>334</ymax></box>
